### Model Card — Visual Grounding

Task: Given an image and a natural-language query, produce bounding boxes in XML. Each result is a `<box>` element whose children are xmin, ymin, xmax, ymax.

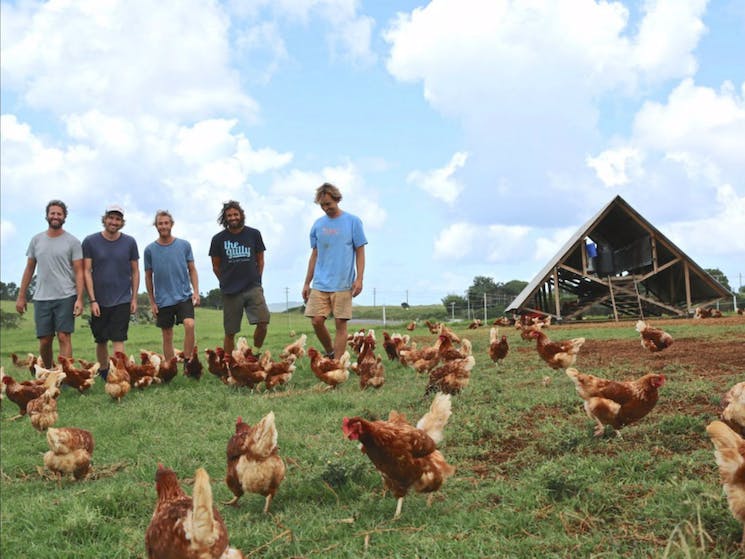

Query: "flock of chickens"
<box><xmin>1</xmin><ymin>313</ymin><xmax>744</xmax><ymax>556</ymax></box>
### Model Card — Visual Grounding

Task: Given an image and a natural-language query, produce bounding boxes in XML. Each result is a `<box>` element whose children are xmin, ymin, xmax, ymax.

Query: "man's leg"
<box><xmin>311</xmin><ymin>316</ymin><xmax>334</xmax><ymax>355</ymax></box>
<box><xmin>334</xmin><ymin>318</ymin><xmax>349</xmax><ymax>360</ymax></box>
<box><xmin>96</xmin><ymin>342</ymin><xmax>110</xmax><ymax>377</ymax></box>
<box><xmin>183</xmin><ymin>318</ymin><xmax>195</xmax><ymax>357</ymax></box>
<box><xmin>223</xmin><ymin>334</ymin><xmax>236</xmax><ymax>355</ymax></box>
<box><xmin>162</xmin><ymin>328</ymin><xmax>175</xmax><ymax>360</ymax></box>
<box><xmin>57</xmin><ymin>332</ymin><xmax>73</xmax><ymax>359</ymax></box>
<box><xmin>253</xmin><ymin>322</ymin><xmax>268</xmax><ymax>349</ymax></box>
<box><xmin>38</xmin><ymin>335</ymin><xmax>55</xmax><ymax>369</ymax></box>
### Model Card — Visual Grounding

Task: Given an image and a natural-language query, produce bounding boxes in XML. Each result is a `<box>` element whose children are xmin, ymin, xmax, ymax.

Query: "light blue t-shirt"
<box><xmin>309</xmin><ymin>211</ymin><xmax>367</xmax><ymax>292</ymax></box>
<box><xmin>144</xmin><ymin>238</ymin><xmax>195</xmax><ymax>307</ymax></box>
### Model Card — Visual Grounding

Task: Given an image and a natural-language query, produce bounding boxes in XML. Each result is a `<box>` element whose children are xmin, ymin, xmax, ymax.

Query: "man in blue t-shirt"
<box><xmin>82</xmin><ymin>204</ymin><xmax>139</xmax><ymax>380</ymax></box>
<box><xmin>302</xmin><ymin>183</ymin><xmax>367</xmax><ymax>360</ymax></box>
<box><xmin>144</xmin><ymin>210</ymin><xmax>200</xmax><ymax>362</ymax></box>
<box><xmin>209</xmin><ymin>200</ymin><xmax>270</xmax><ymax>355</ymax></box>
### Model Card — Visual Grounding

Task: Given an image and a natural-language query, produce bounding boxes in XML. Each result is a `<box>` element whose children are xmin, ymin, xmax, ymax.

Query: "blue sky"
<box><xmin>2</xmin><ymin>0</ymin><xmax>744</xmax><ymax>308</ymax></box>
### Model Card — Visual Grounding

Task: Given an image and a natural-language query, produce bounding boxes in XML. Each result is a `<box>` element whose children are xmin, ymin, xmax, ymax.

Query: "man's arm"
<box><xmin>188</xmin><ymin>260</ymin><xmax>200</xmax><ymax>306</ymax></box>
<box><xmin>130</xmin><ymin>260</ymin><xmax>140</xmax><ymax>314</ymax></box>
<box><xmin>72</xmin><ymin>258</ymin><xmax>84</xmax><ymax>316</ymax></box>
<box><xmin>352</xmin><ymin>245</ymin><xmax>365</xmax><ymax>297</ymax></box>
<box><xmin>302</xmin><ymin>248</ymin><xmax>318</xmax><ymax>302</ymax></box>
<box><xmin>83</xmin><ymin>257</ymin><xmax>100</xmax><ymax>316</ymax></box>
<box><xmin>256</xmin><ymin>251</ymin><xmax>265</xmax><ymax>277</ymax></box>
<box><xmin>211</xmin><ymin>256</ymin><xmax>222</xmax><ymax>281</ymax></box>
<box><xmin>15</xmin><ymin>258</ymin><xmax>36</xmax><ymax>314</ymax></box>
<box><xmin>145</xmin><ymin>269</ymin><xmax>157</xmax><ymax>314</ymax></box>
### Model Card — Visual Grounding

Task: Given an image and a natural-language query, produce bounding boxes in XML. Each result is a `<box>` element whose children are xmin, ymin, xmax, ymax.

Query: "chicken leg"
<box><xmin>393</xmin><ymin>497</ymin><xmax>404</xmax><ymax>520</ymax></box>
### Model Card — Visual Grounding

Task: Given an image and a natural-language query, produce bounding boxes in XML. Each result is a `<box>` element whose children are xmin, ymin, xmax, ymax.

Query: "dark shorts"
<box><xmin>34</xmin><ymin>295</ymin><xmax>76</xmax><ymax>338</ymax></box>
<box><xmin>156</xmin><ymin>298</ymin><xmax>195</xmax><ymax>329</ymax></box>
<box><xmin>223</xmin><ymin>286</ymin><xmax>270</xmax><ymax>335</ymax></box>
<box><xmin>89</xmin><ymin>303</ymin><xmax>131</xmax><ymax>343</ymax></box>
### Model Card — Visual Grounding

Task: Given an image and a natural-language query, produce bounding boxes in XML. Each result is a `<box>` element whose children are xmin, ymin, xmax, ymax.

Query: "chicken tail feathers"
<box><xmin>416</xmin><ymin>393</ymin><xmax>452</xmax><ymax>444</ymax></box>
<box><xmin>707</xmin><ymin>421</ymin><xmax>745</xmax><ymax>459</ymax></box>
<box><xmin>250</xmin><ymin>411</ymin><xmax>279</xmax><ymax>458</ymax></box>
<box><xmin>635</xmin><ymin>320</ymin><xmax>647</xmax><ymax>333</ymax></box>
<box><xmin>189</xmin><ymin>467</ymin><xmax>219</xmax><ymax>548</ymax></box>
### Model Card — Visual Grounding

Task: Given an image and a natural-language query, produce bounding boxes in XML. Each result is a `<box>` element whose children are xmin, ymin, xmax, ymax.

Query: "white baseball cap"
<box><xmin>105</xmin><ymin>204</ymin><xmax>124</xmax><ymax>216</ymax></box>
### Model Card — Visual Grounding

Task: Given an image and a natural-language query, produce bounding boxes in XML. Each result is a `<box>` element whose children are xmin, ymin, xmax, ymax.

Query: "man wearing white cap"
<box><xmin>82</xmin><ymin>204</ymin><xmax>140</xmax><ymax>379</ymax></box>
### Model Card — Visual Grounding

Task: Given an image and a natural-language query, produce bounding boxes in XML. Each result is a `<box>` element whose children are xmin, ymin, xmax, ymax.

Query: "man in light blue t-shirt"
<box><xmin>302</xmin><ymin>183</ymin><xmax>367</xmax><ymax>360</ymax></box>
<box><xmin>144</xmin><ymin>210</ymin><xmax>200</xmax><ymax>362</ymax></box>
<box><xmin>16</xmin><ymin>200</ymin><xmax>85</xmax><ymax>368</ymax></box>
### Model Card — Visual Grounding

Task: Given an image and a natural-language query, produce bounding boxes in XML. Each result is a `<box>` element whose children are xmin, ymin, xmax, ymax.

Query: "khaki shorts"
<box><xmin>304</xmin><ymin>290</ymin><xmax>353</xmax><ymax>320</ymax></box>
<box><xmin>223</xmin><ymin>286</ymin><xmax>270</xmax><ymax>335</ymax></box>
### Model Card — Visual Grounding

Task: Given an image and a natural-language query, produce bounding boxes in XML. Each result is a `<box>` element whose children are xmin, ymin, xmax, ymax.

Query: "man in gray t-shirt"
<box><xmin>16</xmin><ymin>200</ymin><xmax>84</xmax><ymax>368</ymax></box>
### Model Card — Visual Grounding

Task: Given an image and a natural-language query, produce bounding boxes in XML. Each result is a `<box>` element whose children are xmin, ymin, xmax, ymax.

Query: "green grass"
<box><xmin>1</xmin><ymin>301</ymin><xmax>743</xmax><ymax>558</ymax></box>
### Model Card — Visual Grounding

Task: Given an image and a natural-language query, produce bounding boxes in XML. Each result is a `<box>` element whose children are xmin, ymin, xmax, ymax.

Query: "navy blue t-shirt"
<box><xmin>208</xmin><ymin>227</ymin><xmax>265</xmax><ymax>295</ymax></box>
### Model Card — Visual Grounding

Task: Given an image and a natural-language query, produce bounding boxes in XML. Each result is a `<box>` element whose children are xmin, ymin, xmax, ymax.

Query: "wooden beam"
<box><xmin>636</xmin><ymin>257</ymin><xmax>680</xmax><ymax>281</ymax></box>
<box><xmin>684</xmin><ymin>261</ymin><xmax>692</xmax><ymax>313</ymax></box>
<box><xmin>607</xmin><ymin>276</ymin><xmax>619</xmax><ymax>322</ymax></box>
<box><xmin>553</xmin><ymin>268</ymin><xmax>561</xmax><ymax>317</ymax></box>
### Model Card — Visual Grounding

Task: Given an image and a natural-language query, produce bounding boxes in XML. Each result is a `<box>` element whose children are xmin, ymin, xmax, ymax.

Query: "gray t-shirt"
<box><xmin>26</xmin><ymin>231</ymin><xmax>83</xmax><ymax>300</ymax></box>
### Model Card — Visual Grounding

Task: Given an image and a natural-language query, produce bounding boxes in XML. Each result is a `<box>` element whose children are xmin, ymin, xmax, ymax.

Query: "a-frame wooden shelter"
<box><xmin>506</xmin><ymin>195</ymin><xmax>731</xmax><ymax>321</ymax></box>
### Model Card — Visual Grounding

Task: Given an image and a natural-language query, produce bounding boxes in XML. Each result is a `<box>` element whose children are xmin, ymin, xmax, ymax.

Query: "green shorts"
<box><xmin>222</xmin><ymin>286</ymin><xmax>270</xmax><ymax>335</ymax></box>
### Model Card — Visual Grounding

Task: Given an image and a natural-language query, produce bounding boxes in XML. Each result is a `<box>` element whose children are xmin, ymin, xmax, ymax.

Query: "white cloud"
<box><xmin>407</xmin><ymin>151</ymin><xmax>468</xmax><ymax>204</ymax></box>
<box><xmin>633</xmin><ymin>79</ymin><xmax>745</xmax><ymax>169</ymax></box>
<box><xmin>1</xmin><ymin>0</ymin><xmax>257</xmax><ymax>120</ymax></box>
<box><xmin>226</xmin><ymin>0</ymin><xmax>375</xmax><ymax>64</ymax></box>
<box><xmin>433</xmin><ymin>222</ymin><xmax>530</xmax><ymax>261</ymax></box>
<box><xmin>534</xmin><ymin>227</ymin><xmax>579</xmax><ymax>262</ymax></box>
<box><xmin>633</xmin><ymin>0</ymin><xmax>707</xmax><ymax>81</ymax></box>
<box><xmin>586</xmin><ymin>147</ymin><xmax>643</xmax><ymax>187</ymax></box>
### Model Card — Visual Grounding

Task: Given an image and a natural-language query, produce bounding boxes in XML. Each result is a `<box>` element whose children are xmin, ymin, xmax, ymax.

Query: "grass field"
<box><xmin>1</xmin><ymin>301</ymin><xmax>744</xmax><ymax>558</ymax></box>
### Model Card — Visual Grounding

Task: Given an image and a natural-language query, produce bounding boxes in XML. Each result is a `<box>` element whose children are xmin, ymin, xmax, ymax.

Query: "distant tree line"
<box><xmin>441</xmin><ymin>276</ymin><xmax>528</xmax><ymax>318</ymax></box>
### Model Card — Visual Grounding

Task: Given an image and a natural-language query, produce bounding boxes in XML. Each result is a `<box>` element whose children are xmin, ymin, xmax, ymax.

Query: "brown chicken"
<box><xmin>488</xmin><ymin>327</ymin><xmax>509</xmax><ymax>366</ymax></box>
<box><xmin>406</xmin><ymin>321</ymin><xmax>416</xmax><ymax>331</ymax></box>
<box><xmin>117</xmin><ymin>351</ymin><xmax>161</xmax><ymax>388</ymax></box>
<box><xmin>721</xmin><ymin>382</ymin><xmax>745</xmax><ymax>437</ymax></box>
<box><xmin>437</xmin><ymin>335</ymin><xmax>472</xmax><ymax>362</ymax></box>
<box><xmin>382</xmin><ymin>332</ymin><xmax>400</xmax><ymax>361</ymax></box>
<box><xmin>259</xmin><ymin>351</ymin><xmax>296</xmax><ymax>390</ymax></box>
<box><xmin>205</xmin><ymin>348</ymin><xmax>229</xmax><ymax>383</ymax></box>
<box><xmin>399</xmin><ymin>337</ymin><xmax>443</xmax><ymax>374</ymax></box>
<box><xmin>635</xmin><ymin>320</ymin><xmax>673</xmax><ymax>353</ymax></box>
<box><xmin>424</xmin><ymin>320</ymin><xmax>441</xmax><ymax>334</ymax></box>
<box><xmin>467</xmin><ymin>319</ymin><xmax>482</xmax><ymax>329</ymax></box>
<box><xmin>565</xmin><ymin>367</ymin><xmax>665</xmax><ymax>436</ymax></box>
<box><xmin>43</xmin><ymin>427</ymin><xmax>94</xmax><ymax>480</ymax></box>
<box><xmin>528</xmin><ymin>329</ymin><xmax>585</xmax><ymax>370</ymax></box>
<box><xmin>11</xmin><ymin>352</ymin><xmax>42</xmax><ymax>376</ymax></box>
<box><xmin>145</xmin><ymin>465</ymin><xmax>245</xmax><ymax>559</ymax></box>
<box><xmin>57</xmin><ymin>355</ymin><xmax>98</xmax><ymax>392</ymax></box>
<box><xmin>280</xmin><ymin>333</ymin><xmax>307</xmax><ymax>360</ymax></box>
<box><xmin>706</xmin><ymin>421</ymin><xmax>745</xmax><ymax>547</ymax></box>
<box><xmin>2</xmin><ymin>373</ymin><xmax>57</xmax><ymax>420</ymax></box>
<box><xmin>105</xmin><ymin>356</ymin><xmax>131</xmax><ymax>403</ymax></box>
<box><xmin>425</xmin><ymin>355</ymin><xmax>475</xmax><ymax>395</ymax></box>
<box><xmin>154</xmin><ymin>355</ymin><xmax>179</xmax><ymax>383</ymax></box>
<box><xmin>224</xmin><ymin>353</ymin><xmax>266</xmax><ymax>389</ymax></box>
<box><xmin>225</xmin><ymin>412</ymin><xmax>286</xmax><ymax>513</ymax></box>
<box><xmin>352</xmin><ymin>332</ymin><xmax>385</xmax><ymax>389</ymax></box>
<box><xmin>307</xmin><ymin>348</ymin><xmax>350</xmax><ymax>388</ymax></box>
<box><xmin>342</xmin><ymin>392</ymin><xmax>455</xmax><ymax>519</ymax></box>
<box><xmin>347</xmin><ymin>329</ymin><xmax>367</xmax><ymax>355</ymax></box>
<box><xmin>27</xmin><ymin>373</ymin><xmax>67</xmax><ymax>431</ymax></box>
<box><xmin>182</xmin><ymin>346</ymin><xmax>204</xmax><ymax>381</ymax></box>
